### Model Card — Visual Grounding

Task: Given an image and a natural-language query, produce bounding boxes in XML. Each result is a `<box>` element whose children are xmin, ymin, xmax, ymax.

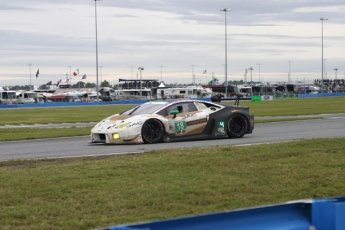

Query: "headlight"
<box><xmin>112</xmin><ymin>133</ymin><xmax>120</xmax><ymax>140</ymax></box>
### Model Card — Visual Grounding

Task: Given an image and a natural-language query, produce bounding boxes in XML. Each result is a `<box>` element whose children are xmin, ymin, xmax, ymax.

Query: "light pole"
<box><xmin>248</xmin><ymin>67</ymin><xmax>253</xmax><ymax>86</ymax></box>
<box><xmin>334</xmin><ymin>68</ymin><xmax>338</xmax><ymax>79</ymax></box>
<box><xmin>220</xmin><ymin>8</ymin><xmax>231</xmax><ymax>97</ymax></box>
<box><xmin>256</xmin><ymin>63</ymin><xmax>262</xmax><ymax>83</ymax></box>
<box><xmin>244</xmin><ymin>69</ymin><xmax>247</xmax><ymax>85</ymax></box>
<box><xmin>190</xmin><ymin>65</ymin><xmax>195</xmax><ymax>85</ymax></box>
<box><xmin>138</xmin><ymin>67</ymin><xmax>144</xmax><ymax>99</ymax></box>
<box><xmin>159</xmin><ymin>66</ymin><xmax>163</xmax><ymax>82</ymax></box>
<box><xmin>129</xmin><ymin>66</ymin><xmax>133</xmax><ymax>79</ymax></box>
<box><xmin>287</xmin><ymin>61</ymin><xmax>292</xmax><ymax>83</ymax></box>
<box><xmin>99</xmin><ymin>66</ymin><xmax>103</xmax><ymax>86</ymax></box>
<box><xmin>323</xmin><ymin>59</ymin><xmax>327</xmax><ymax>79</ymax></box>
<box><xmin>320</xmin><ymin>17</ymin><xmax>328</xmax><ymax>93</ymax></box>
<box><xmin>68</xmin><ymin>66</ymin><xmax>72</xmax><ymax>86</ymax></box>
<box><xmin>28</xmin><ymin>64</ymin><xmax>32</xmax><ymax>90</ymax></box>
<box><xmin>94</xmin><ymin>0</ymin><xmax>101</xmax><ymax>102</ymax></box>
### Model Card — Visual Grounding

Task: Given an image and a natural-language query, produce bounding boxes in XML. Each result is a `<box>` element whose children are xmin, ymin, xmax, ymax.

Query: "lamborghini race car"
<box><xmin>90</xmin><ymin>99</ymin><xmax>254</xmax><ymax>144</ymax></box>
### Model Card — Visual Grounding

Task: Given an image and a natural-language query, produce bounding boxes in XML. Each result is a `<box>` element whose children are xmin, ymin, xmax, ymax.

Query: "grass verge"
<box><xmin>0</xmin><ymin>116</ymin><xmax>322</xmax><ymax>142</ymax></box>
<box><xmin>1</xmin><ymin>138</ymin><xmax>344</xmax><ymax>229</ymax></box>
<box><xmin>0</xmin><ymin>97</ymin><xmax>344</xmax><ymax>126</ymax></box>
<box><xmin>0</xmin><ymin>127</ymin><xmax>91</xmax><ymax>142</ymax></box>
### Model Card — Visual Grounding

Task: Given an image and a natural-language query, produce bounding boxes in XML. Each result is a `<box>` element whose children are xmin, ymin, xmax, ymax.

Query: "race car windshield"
<box><xmin>121</xmin><ymin>103</ymin><xmax>166</xmax><ymax>115</ymax></box>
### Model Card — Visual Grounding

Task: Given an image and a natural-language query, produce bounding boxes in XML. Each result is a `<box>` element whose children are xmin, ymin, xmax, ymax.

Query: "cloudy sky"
<box><xmin>1</xmin><ymin>0</ymin><xmax>344</xmax><ymax>87</ymax></box>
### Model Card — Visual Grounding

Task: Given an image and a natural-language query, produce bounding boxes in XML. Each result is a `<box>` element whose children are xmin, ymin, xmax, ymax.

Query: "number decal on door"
<box><xmin>174</xmin><ymin>121</ymin><xmax>187</xmax><ymax>133</ymax></box>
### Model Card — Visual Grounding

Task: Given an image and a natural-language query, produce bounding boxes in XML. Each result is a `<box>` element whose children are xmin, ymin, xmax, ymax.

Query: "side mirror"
<box><xmin>170</xmin><ymin>110</ymin><xmax>179</xmax><ymax>118</ymax></box>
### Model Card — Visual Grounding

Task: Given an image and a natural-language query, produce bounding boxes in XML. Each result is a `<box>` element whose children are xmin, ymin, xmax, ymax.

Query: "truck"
<box><xmin>16</xmin><ymin>90</ymin><xmax>37</xmax><ymax>104</ymax></box>
<box><xmin>0</xmin><ymin>90</ymin><xmax>18</xmax><ymax>104</ymax></box>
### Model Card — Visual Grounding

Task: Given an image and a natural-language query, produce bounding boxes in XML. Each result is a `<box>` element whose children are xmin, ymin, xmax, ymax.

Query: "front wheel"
<box><xmin>141</xmin><ymin>119</ymin><xmax>164</xmax><ymax>144</ymax></box>
<box><xmin>227</xmin><ymin>114</ymin><xmax>248</xmax><ymax>138</ymax></box>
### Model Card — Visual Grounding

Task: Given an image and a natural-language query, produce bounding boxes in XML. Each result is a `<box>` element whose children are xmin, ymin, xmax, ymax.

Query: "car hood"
<box><xmin>93</xmin><ymin>114</ymin><xmax>159</xmax><ymax>131</ymax></box>
<box><xmin>96</xmin><ymin>114</ymin><xmax>135</xmax><ymax>127</ymax></box>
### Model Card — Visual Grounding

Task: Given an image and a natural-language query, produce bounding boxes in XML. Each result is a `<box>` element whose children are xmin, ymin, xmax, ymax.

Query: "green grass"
<box><xmin>0</xmin><ymin>127</ymin><xmax>91</xmax><ymax>142</ymax></box>
<box><xmin>0</xmin><ymin>105</ymin><xmax>134</xmax><ymax>125</ymax></box>
<box><xmin>0</xmin><ymin>97</ymin><xmax>344</xmax><ymax>126</ymax></box>
<box><xmin>1</xmin><ymin>138</ymin><xmax>344</xmax><ymax>229</ymax></box>
<box><xmin>226</xmin><ymin>96</ymin><xmax>345</xmax><ymax>116</ymax></box>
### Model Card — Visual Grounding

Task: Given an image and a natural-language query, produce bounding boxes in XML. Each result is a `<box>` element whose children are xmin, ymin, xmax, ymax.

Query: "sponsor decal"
<box><xmin>215</xmin><ymin>131</ymin><xmax>225</xmax><ymax>136</ymax></box>
<box><xmin>169</xmin><ymin>124</ymin><xmax>174</xmax><ymax>130</ymax></box>
<box><xmin>126</xmin><ymin>121</ymin><xmax>143</xmax><ymax>128</ymax></box>
<box><xmin>182</xmin><ymin>113</ymin><xmax>197</xmax><ymax>119</ymax></box>
<box><xmin>215</xmin><ymin>126</ymin><xmax>225</xmax><ymax>136</ymax></box>
<box><xmin>115</xmin><ymin>123</ymin><xmax>130</xmax><ymax>129</ymax></box>
<box><xmin>218</xmin><ymin>127</ymin><xmax>225</xmax><ymax>132</ymax></box>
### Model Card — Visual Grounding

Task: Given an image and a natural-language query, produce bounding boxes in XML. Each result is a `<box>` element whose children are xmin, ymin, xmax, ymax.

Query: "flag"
<box><xmin>66</xmin><ymin>79</ymin><xmax>69</xmax><ymax>83</ymax></box>
<box><xmin>73</xmin><ymin>72</ymin><xmax>77</xmax><ymax>76</ymax></box>
<box><xmin>46</xmin><ymin>81</ymin><xmax>52</xmax><ymax>85</ymax></box>
<box><xmin>203</xmin><ymin>70</ymin><xmax>207</xmax><ymax>74</ymax></box>
<box><xmin>36</xmin><ymin>69</ymin><xmax>39</xmax><ymax>78</ymax></box>
<box><xmin>82</xmin><ymin>74</ymin><xmax>86</xmax><ymax>79</ymax></box>
<box><xmin>77</xmin><ymin>69</ymin><xmax>79</xmax><ymax>74</ymax></box>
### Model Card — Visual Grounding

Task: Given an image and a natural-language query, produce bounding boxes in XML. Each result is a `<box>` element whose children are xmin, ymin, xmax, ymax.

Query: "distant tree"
<box><xmin>101</xmin><ymin>80</ymin><xmax>111</xmax><ymax>87</ymax></box>
<box><xmin>71</xmin><ymin>83</ymin><xmax>79</xmax><ymax>89</ymax></box>
<box><xmin>85</xmin><ymin>82</ymin><xmax>96</xmax><ymax>88</ymax></box>
<box><xmin>229</xmin><ymin>80</ymin><xmax>244</xmax><ymax>85</ymax></box>
<box><xmin>74</xmin><ymin>81</ymin><xmax>86</xmax><ymax>88</ymax></box>
<box><xmin>12</xmin><ymin>85</ymin><xmax>32</xmax><ymax>90</ymax></box>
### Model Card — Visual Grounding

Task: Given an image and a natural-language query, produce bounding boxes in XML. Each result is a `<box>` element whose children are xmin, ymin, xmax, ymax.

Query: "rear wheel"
<box><xmin>142</xmin><ymin>119</ymin><xmax>164</xmax><ymax>143</ymax></box>
<box><xmin>227</xmin><ymin>114</ymin><xmax>247</xmax><ymax>138</ymax></box>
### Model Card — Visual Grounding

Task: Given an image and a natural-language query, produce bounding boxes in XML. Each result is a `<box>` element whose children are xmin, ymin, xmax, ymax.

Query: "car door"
<box><xmin>164</xmin><ymin>102</ymin><xmax>209</xmax><ymax>137</ymax></box>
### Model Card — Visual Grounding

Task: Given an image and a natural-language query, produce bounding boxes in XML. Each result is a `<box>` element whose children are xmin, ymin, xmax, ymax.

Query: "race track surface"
<box><xmin>1</xmin><ymin>114</ymin><xmax>345</xmax><ymax>162</ymax></box>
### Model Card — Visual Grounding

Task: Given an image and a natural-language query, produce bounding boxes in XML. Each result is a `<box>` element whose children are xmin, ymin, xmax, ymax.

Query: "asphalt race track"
<box><xmin>1</xmin><ymin>115</ymin><xmax>345</xmax><ymax>162</ymax></box>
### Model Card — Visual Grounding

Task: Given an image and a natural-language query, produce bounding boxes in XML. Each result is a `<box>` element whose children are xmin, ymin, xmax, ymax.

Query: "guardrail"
<box><xmin>298</xmin><ymin>92</ymin><xmax>345</xmax><ymax>98</ymax></box>
<box><xmin>100</xmin><ymin>196</ymin><xmax>345</xmax><ymax>230</ymax></box>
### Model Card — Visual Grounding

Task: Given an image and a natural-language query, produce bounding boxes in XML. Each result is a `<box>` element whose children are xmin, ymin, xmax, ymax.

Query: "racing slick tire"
<box><xmin>142</xmin><ymin>119</ymin><xmax>164</xmax><ymax>144</ymax></box>
<box><xmin>227</xmin><ymin>114</ymin><xmax>248</xmax><ymax>138</ymax></box>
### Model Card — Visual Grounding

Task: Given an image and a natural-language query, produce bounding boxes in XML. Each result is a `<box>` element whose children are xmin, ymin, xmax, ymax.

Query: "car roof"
<box><xmin>148</xmin><ymin>99</ymin><xmax>200</xmax><ymax>103</ymax></box>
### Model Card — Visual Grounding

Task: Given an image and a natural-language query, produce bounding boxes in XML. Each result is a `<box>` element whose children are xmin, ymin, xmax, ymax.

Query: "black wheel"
<box><xmin>141</xmin><ymin>119</ymin><xmax>164</xmax><ymax>143</ymax></box>
<box><xmin>227</xmin><ymin>114</ymin><xmax>248</xmax><ymax>138</ymax></box>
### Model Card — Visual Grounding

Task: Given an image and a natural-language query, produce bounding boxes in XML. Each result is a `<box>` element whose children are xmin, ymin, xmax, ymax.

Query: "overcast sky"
<box><xmin>1</xmin><ymin>0</ymin><xmax>344</xmax><ymax>87</ymax></box>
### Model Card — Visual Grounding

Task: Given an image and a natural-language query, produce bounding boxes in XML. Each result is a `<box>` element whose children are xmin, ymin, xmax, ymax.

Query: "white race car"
<box><xmin>90</xmin><ymin>99</ymin><xmax>254</xmax><ymax>144</ymax></box>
